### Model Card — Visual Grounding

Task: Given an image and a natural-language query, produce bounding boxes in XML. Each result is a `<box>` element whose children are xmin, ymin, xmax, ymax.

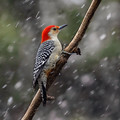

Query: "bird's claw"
<box><xmin>62</xmin><ymin>47</ymin><xmax>81</xmax><ymax>56</ymax></box>
<box><xmin>72</xmin><ymin>47</ymin><xmax>81</xmax><ymax>55</ymax></box>
<box><xmin>62</xmin><ymin>50</ymin><xmax>72</xmax><ymax>56</ymax></box>
<box><xmin>62</xmin><ymin>43</ymin><xmax>68</xmax><ymax>49</ymax></box>
<box><xmin>47</xmin><ymin>95</ymin><xmax>55</xmax><ymax>101</ymax></box>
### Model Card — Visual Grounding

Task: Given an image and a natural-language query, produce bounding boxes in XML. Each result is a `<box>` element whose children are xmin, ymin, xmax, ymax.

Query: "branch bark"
<box><xmin>21</xmin><ymin>0</ymin><xmax>102</xmax><ymax>120</ymax></box>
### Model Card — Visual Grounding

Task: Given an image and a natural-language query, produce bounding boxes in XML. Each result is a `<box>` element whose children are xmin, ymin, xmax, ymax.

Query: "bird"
<box><xmin>33</xmin><ymin>24</ymin><xmax>67</xmax><ymax>106</ymax></box>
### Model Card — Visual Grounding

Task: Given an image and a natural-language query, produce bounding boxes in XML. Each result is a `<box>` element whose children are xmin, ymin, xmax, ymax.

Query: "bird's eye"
<box><xmin>53</xmin><ymin>28</ymin><xmax>57</xmax><ymax>31</ymax></box>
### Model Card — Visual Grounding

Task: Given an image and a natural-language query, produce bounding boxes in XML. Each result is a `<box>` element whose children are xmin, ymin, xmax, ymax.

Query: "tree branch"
<box><xmin>21</xmin><ymin>0</ymin><xmax>102</xmax><ymax>120</ymax></box>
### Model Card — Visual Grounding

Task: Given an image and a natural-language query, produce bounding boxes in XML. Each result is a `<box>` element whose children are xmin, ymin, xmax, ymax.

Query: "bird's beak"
<box><xmin>58</xmin><ymin>24</ymin><xmax>67</xmax><ymax>30</ymax></box>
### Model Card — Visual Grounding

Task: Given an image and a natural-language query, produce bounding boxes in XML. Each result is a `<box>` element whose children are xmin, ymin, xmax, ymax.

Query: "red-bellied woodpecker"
<box><xmin>33</xmin><ymin>24</ymin><xmax>67</xmax><ymax>106</ymax></box>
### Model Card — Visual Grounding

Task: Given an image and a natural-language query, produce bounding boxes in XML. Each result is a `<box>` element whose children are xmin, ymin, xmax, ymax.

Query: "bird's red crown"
<box><xmin>41</xmin><ymin>25</ymin><xmax>58</xmax><ymax>43</ymax></box>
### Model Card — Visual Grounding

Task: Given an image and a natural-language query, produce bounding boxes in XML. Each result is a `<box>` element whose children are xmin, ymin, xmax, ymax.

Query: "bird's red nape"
<box><xmin>41</xmin><ymin>25</ymin><xmax>58</xmax><ymax>43</ymax></box>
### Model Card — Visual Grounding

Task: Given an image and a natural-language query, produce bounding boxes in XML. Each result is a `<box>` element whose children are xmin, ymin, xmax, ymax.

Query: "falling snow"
<box><xmin>90</xmin><ymin>90</ymin><xmax>95</xmax><ymax>95</ymax></box>
<box><xmin>103</xmin><ymin>57</ymin><xmax>108</xmax><ymax>61</ymax></box>
<box><xmin>14</xmin><ymin>81</ymin><xmax>22</xmax><ymax>89</ymax></box>
<box><xmin>36</xmin><ymin>118</ymin><xmax>41</xmax><ymax>120</ymax></box>
<box><xmin>23</xmin><ymin>0</ymin><xmax>30</xmax><ymax>4</ymax></box>
<box><xmin>15</xmin><ymin>21</ymin><xmax>20</xmax><ymax>28</ymax></box>
<box><xmin>32</xmin><ymin>37</ymin><xmax>36</xmax><ymax>42</ymax></box>
<box><xmin>67</xmin><ymin>86</ymin><xmax>72</xmax><ymax>91</ymax></box>
<box><xmin>74</xmin><ymin>75</ymin><xmax>79</xmax><ymax>80</ymax></box>
<box><xmin>7</xmin><ymin>97</ymin><xmax>13</xmax><ymax>106</ymax></box>
<box><xmin>81</xmin><ymin>74</ymin><xmax>94</xmax><ymax>86</ymax></box>
<box><xmin>106</xmin><ymin>13</ymin><xmax>111</xmax><ymax>20</ymax></box>
<box><xmin>36</xmin><ymin>11</ymin><xmax>40</xmax><ymax>18</ymax></box>
<box><xmin>26</xmin><ymin>17</ymin><xmax>32</xmax><ymax>21</ymax></box>
<box><xmin>7</xmin><ymin>45</ymin><xmax>14</xmax><ymax>53</ymax></box>
<box><xmin>2</xmin><ymin>84</ymin><xmax>7</xmax><ymax>89</ymax></box>
<box><xmin>112</xmin><ymin>31</ymin><xmax>116</xmax><ymax>35</ymax></box>
<box><xmin>100</xmin><ymin>34</ymin><xmax>106</xmax><ymax>40</ymax></box>
<box><xmin>59</xmin><ymin>100</ymin><xmax>67</xmax><ymax>108</ymax></box>
<box><xmin>76</xmin><ymin>13</ymin><xmax>80</xmax><ymax>17</ymax></box>
<box><xmin>64</xmin><ymin>110</ymin><xmax>69</xmax><ymax>115</ymax></box>
<box><xmin>81</xmin><ymin>4</ymin><xmax>85</xmax><ymax>9</ymax></box>
<box><xmin>71</xmin><ymin>59</ymin><xmax>75</xmax><ymax>63</ymax></box>
<box><xmin>73</xmin><ymin>69</ymin><xmax>78</xmax><ymax>74</ymax></box>
<box><xmin>6</xmin><ymin>24</ymin><xmax>11</xmax><ymax>27</ymax></box>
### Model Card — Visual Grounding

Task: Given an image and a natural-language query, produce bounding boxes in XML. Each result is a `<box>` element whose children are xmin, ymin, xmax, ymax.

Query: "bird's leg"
<box><xmin>62</xmin><ymin>43</ymin><xmax>81</xmax><ymax>56</ymax></box>
<box><xmin>72</xmin><ymin>47</ymin><xmax>81</xmax><ymax>55</ymax></box>
<box><xmin>47</xmin><ymin>95</ymin><xmax>55</xmax><ymax>101</ymax></box>
<box><xmin>61</xmin><ymin>50</ymin><xmax>72</xmax><ymax>55</ymax></box>
<box><xmin>62</xmin><ymin>47</ymin><xmax>81</xmax><ymax>56</ymax></box>
<box><xmin>62</xmin><ymin>43</ymin><xmax>68</xmax><ymax>49</ymax></box>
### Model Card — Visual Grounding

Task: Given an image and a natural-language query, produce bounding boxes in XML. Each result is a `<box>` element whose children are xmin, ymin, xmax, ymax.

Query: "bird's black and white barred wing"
<box><xmin>33</xmin><ymin>40</ymin><xmax>55</xmax><ymax>88</ymax></box>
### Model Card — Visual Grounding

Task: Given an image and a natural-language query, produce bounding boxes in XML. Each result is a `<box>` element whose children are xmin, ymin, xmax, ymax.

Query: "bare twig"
<box><xmin>21</xmin><ymin>0</ymin><xmax>102</xmax><ymax>120</ymax></box>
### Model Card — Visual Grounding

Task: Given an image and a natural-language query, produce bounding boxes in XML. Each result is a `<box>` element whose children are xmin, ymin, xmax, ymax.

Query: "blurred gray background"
<box><xmin>0</xmin><ymin>0</ymin><xmax>120</xmax><ymax>120</ymax></box>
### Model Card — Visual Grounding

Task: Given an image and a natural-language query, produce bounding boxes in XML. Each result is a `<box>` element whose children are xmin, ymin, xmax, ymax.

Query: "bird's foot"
<box><xmin>62</xmin><ymin>50</ymin><xmax>72</xmax><ymax>56</ymax></box>
<box><xmin>47</xmin><ymin>95</ymin><xmax>55</xmax><ymax>101</ymax></box>
<box><xmin>72</xmin><ymin>47</ymin><xmax>81</xmax><ymax>55</ymax></box>
<box><xmin>62</xmin><ymin>43</ymin><xmax>68</xmax><ymax>49</ymax></box>
<box><xmin>62</xmin><ymin>47</ymin><xmax>81</xmax><ymax>56</ymax></box>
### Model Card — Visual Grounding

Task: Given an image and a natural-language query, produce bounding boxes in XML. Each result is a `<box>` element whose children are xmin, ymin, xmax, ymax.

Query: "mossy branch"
<box><xmin>21</xmin><ymin>0</ymin><xmax>102</xmax><ymax>120</ymax></box>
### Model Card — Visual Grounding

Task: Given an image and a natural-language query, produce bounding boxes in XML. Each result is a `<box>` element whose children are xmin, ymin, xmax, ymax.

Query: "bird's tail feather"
<box><xmin>41</xmin><ymin>82</ymin><xmax>47</xmax><ymax>106</ymax></box>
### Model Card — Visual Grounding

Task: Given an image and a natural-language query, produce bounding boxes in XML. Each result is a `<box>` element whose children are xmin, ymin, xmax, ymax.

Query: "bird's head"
<box><xmin>41</xmin><ymin>24</ymin><xmax>67</xmax><ymax>43</ymax></box>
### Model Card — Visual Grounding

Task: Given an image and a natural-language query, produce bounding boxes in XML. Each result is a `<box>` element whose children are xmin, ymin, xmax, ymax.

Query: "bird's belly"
<box><xmin>46</xmin><ymin>52</ymin><xmax>60</xmax><ymax>66</ymax></box>
<box><xmin>41</xmin><ymin>52</ymin><xmax>60</xmax><ymax>78</ymax></box>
